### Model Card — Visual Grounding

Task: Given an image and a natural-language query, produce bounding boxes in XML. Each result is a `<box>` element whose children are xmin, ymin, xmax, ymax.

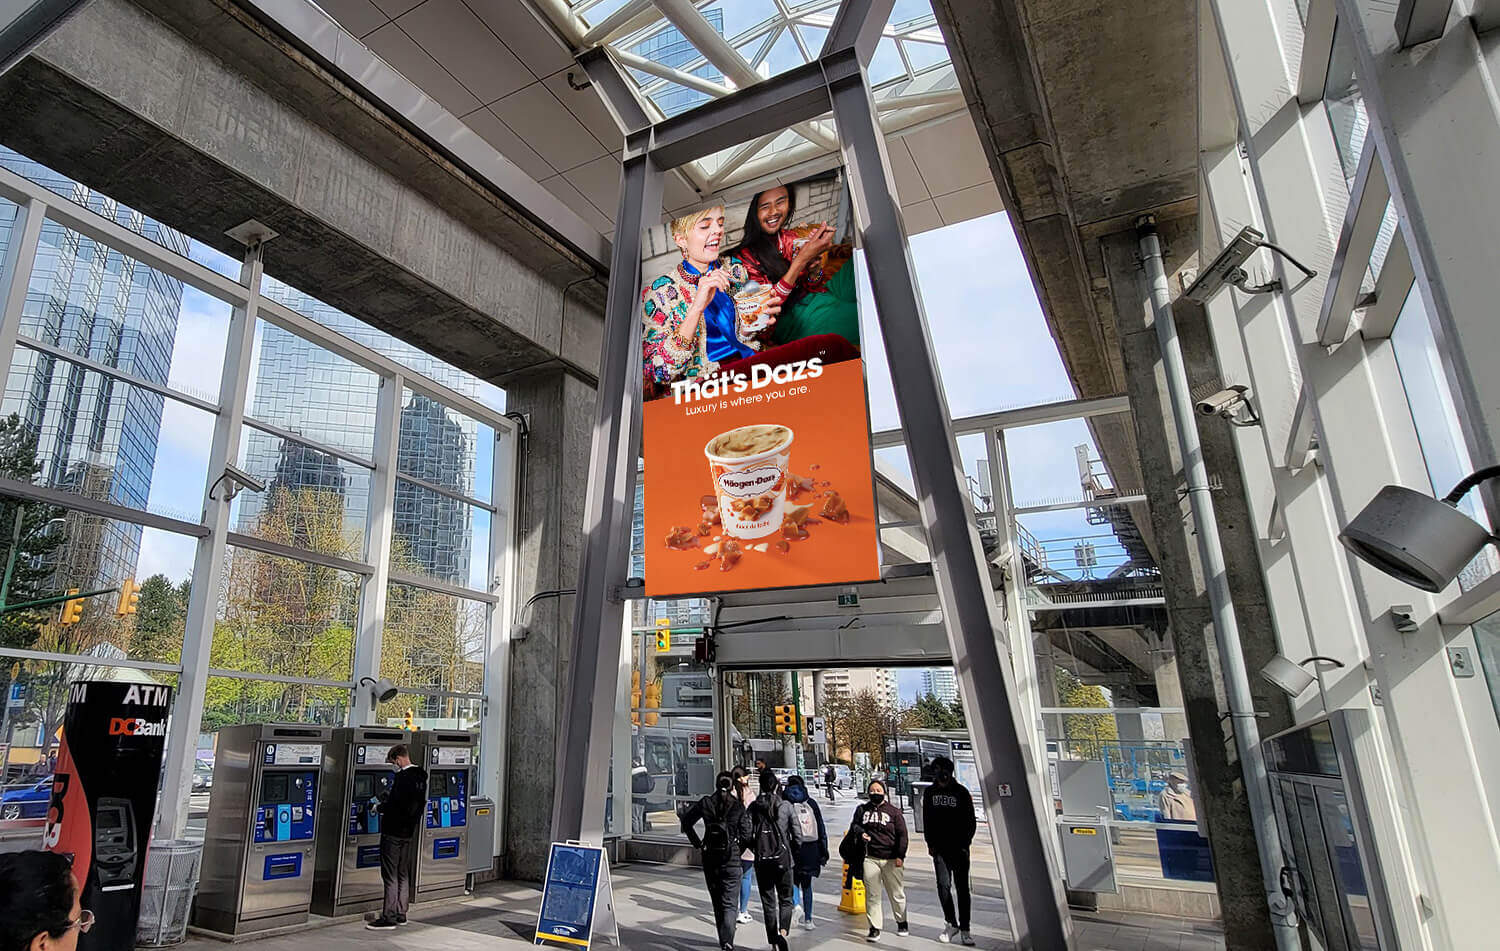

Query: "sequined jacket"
<box><xmin>641</xmin><ymin>256</ymin><xmax>764</xmax><ymax>388</ymax></box>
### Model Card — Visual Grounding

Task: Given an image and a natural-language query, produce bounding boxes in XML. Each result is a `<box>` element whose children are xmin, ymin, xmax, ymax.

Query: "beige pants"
<box><xmin>863</xmin><ymin>857</ymin><xmax>907</xmax><ymax>931</ymax></box>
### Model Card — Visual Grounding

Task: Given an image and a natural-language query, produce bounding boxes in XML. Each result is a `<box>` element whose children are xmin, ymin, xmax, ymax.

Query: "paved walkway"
<box><xmin>182</xmin><ymin>797</ymin><xmax>1226</xmax><ymax>951</ymax></box>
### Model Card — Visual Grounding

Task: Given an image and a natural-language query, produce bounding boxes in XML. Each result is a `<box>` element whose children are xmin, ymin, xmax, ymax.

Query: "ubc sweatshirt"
<box><xmin>921</xmin><ymin>781</ymin><xmax>977</xmax><ymax>855</ymax></box>
<box><xmin>855</xmin><ymin>800</ymin><xmax>908</xmax><ymax>860</ymax></box>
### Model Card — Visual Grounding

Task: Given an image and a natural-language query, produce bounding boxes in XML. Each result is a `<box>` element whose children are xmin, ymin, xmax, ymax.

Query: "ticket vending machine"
<box><xmin>409</xmin><ymin>730</ymin><xmax>475</xmax><ymax>902</ymax></box>
<box><xmin>192</xmin><ymin>724</ymin><xmax>331</xmax><ymax>935</ymax></box>
<box><xmin>311</xmin><ymin>726</ymin><xmax>409</xmax><ymax>918</ymax></box>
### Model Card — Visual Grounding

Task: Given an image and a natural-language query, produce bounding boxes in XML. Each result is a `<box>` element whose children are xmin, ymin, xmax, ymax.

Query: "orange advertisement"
<box><xmin>639</xmin><ymin>170</ymin><xmax>880</xmax><ymax>597</ymax></box>
<box><xmin>644</xmin><ymin>359</ymin><xmax>880</xmax><ymax>595</ymax></box>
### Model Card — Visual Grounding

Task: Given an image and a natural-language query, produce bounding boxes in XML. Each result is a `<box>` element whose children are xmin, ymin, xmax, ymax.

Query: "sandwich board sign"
<box><xmin>535</xmin><ymin>841</ymin><xmax>618</xmax><ymax>947</ymax></box>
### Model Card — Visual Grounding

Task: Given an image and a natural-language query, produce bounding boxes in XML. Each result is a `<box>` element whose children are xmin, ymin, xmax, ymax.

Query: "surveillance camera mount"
<box><xmin>1180</xmin><ymin>224</ymin><xmax>1318</xmax><ymax>303</ymax></box>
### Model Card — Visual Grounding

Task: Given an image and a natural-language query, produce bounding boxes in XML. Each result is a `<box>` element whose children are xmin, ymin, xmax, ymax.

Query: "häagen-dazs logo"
<box><xmin>718</xmin><ymin>465</ymin><xmax>781</xmax><ymax>498</ymax></box>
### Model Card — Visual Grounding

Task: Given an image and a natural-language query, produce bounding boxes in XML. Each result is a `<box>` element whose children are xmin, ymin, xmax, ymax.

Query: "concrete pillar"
<box><xmin>1149</xmin><ymin>634</ymin><xmax>1189</xmax><ymax>742</ymax></box>
<box><xmin>1101</xmin><ymin>221</ymin><xmax>1293</xmax><ymax>951</ymax></box>
<box><xmin>502</xmin><ymin>367</ymin><xmax>596</xmax><ymax>880</ymax></box>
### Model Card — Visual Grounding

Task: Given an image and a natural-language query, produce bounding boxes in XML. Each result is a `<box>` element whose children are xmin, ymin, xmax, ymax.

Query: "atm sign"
<box><xmin>694</xmin><ymin>733</ymin><xmax>711</xmax><ymax>755</ymax></box>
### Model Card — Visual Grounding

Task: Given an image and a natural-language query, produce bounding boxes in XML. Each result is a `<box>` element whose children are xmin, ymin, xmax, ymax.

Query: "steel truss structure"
<box><xmin>550</xmin><ymin>1</ymin><xmax>1073</xmax><ymax>944</ymax></box>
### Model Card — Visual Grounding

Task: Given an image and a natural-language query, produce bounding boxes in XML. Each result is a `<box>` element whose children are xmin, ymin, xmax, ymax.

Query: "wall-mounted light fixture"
<box><xmin>1339</xmin><ymin>467</ymin><xmax>1500</xmax><ymax>592</ymax></box>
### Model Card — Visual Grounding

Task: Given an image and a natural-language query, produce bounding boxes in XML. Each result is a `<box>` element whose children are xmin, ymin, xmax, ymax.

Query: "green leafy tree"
<box><xmin>822</xmin><ymin>688</ymin><xmax>895</xmax><ymax>764</ymax></box>
<box><xmin>1056</xmin><ymin>666</ymin><xmax>1118</xmax><ymax>759</ymax></box>
<box><xmin>900</xmin><ymin>691</ymin><xmax>965</xmax><ymax>732</ymax></box>
<box><xmin>0</xmin><ymin>415</ymin><xmax>66</xmax><ymax>649</ymax></box>
<box><xmin>130</xmin><ymin>573</ymin><xmax>187</xmax><ymax>664</ymax></box>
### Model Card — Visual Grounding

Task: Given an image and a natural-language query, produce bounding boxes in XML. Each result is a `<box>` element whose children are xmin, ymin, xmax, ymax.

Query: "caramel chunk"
<box><xmin>820</xmin><ymin>491</ymin><xmax>850</xmax><ymax>523</ymax></box>
<box><xmin>666</xmin><ymin>526</ymin><xmax>698</xmax><ymax>549</ymax></box>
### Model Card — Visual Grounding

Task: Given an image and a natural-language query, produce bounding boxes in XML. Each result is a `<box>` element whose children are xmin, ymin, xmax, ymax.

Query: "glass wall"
<box><xmin>0</xmin><ymin>145</ymin><xmax>514</xmax><ymax>838</ymax></box>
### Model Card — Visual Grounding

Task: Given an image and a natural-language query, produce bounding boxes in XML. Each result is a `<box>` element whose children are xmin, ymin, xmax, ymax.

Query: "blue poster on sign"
<box><xmin>534</xmin><ymin>842</ymin><xmax>616</xmax><ymax>947</ymax></box>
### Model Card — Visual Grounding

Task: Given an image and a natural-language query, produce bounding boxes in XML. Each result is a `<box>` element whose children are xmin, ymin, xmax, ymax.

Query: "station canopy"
<box><xmin>323</xmin><ymin>0</ymin><xmax>1001</xmax><ymax>240</ymax></box>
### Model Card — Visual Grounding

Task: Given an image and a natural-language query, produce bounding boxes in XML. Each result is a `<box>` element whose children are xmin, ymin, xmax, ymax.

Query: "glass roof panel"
<box><xmin>760</xmin><ymin>27</ymin><xmax>804</xmax><ymax>79</ymax></box>
<box><xmin>572</xmin><ymin>0</ymin><xmax>957</xmax><ymax>185</ymax></box>
<box><xmin>902</xmin><ymin>37</ymin><xmax>951</xmax><ymax>73</ymax></box>
<box><xmin>868</xmin><ymin>36</ymin><xmax>906</xmax><ymax>86</ymax></box>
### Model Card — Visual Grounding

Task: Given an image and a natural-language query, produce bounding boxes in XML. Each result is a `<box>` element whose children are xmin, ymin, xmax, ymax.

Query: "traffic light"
<box><xmin>116</xmin><ymin>579</ymin><xmax>140</xmax><ymax>617</ymax></box>
<box><xmin>774</xmin><ymin>704</ymin><xmax>798</xmax><ymax>735</ymax></box>
<box><xmin>59</xmin><ymin>589</ymin><xmax>83</xmax><ymax>626</ymax></box>
<box><xmin>404</xmin><ymin>708</ymin><xmax>414</xmax><ymax>731</ymax></box>
<box><xmin>655</xmin><ymin>617</ymin><xmax>671</xmax><ymax>652</ymax></box>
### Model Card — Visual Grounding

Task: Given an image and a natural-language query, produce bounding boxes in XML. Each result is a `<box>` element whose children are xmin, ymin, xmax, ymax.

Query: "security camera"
<box><xmin>224</xmin><ymin>464</ymin><xmax>267</xmax><ymax>494</ymax></box>
<box><xmin>208</xmin><ymin>464</ymin><xmax>267</xmax><ymax>501</ymax></box>
<box><xmin>1197</xmin><ymin>385</ymin><xmax>1249</xmax><ymax>417</ymax></box>
<box><xmin>1185</xmin><ymin>227</ymin><xmax>1265</xmax><ymax>303</ymax></box>
<box><xmin>359</xmin><ymin>676</ymin><xmax>399</xmax><ymax>704</ymax></box>
<box><xmin>1183</xmin><ymin>226</ymin><xmax>1317</xmax><ymax>303</ymax></box>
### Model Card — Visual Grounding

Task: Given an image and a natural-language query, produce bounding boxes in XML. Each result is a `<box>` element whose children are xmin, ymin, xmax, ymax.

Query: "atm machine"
<box><xmin>311</xmin><ymin>726</ymin><xmax>408</xmax><ymax>918</ymax></box>
<box><xmin>192</xmin><ymin>724</ymin><xmax>331</xmax><ymax>935</ymax></box>
<box><xmin>409</xmin><ymin>730</ymin><xmax>475</xmax><ymax>902</ymax></box>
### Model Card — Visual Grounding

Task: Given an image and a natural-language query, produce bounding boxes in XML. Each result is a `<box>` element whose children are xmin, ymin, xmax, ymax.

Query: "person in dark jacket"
<box><xmin>922</xmin><ymin>756</ymin><xmax>977</xmax><ymax>945</ymax></box>
<box><xmin>683</xmin><ymin>771</ymin><xmax>754</xmax><ymax>951</ymax></box>
<box><xmin>823</xmin><ymin>764</ymin><xmax>837</xmax><ymax>802</ymax></box>
<box><xmin>855</xmin><ymin>779</ymin><xmax>908</xmax><ymax>941</ymax></box>
<box><xmin>782</xmin><ymin>775</ymin><xmax>828</xmax><ymax>930</ymax></box>
<box><xmin>367</xmin><ymin>744</ymin><xmax>427</xmax><ymax>930</ymax></box>
<box><xmin>749</xmin><ymin>770</ymin><xmax>801</xmax><ymax>951</ymax></box>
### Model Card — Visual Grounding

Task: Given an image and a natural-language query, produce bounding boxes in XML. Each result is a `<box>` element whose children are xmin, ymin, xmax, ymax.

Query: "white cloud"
<box><xmin>136</xmin><ymin>526</ymin><xmax>197</xmax><ymax>584</ymax></box>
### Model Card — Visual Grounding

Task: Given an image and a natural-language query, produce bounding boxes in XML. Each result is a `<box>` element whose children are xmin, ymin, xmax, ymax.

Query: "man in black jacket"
<box><xmin>367</xmin><ymin>744</ymin><xmax>427</xmax><ymax>930</ymax></box>
<box><xmin>921</xmin><ymin>757</ymin><xmax>976</xmax><ymax>945</ymax></box>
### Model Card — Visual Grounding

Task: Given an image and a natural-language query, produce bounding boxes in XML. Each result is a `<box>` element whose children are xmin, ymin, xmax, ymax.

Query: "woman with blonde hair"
<box><xmin>641</xmin><ymin>206</ymin><xmax>773</xmax><ymax>397</ymax></box>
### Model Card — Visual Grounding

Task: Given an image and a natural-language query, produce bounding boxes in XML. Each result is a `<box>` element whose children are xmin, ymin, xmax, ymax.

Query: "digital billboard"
<box><xmin>640</xmin><ymin>169</ymin><xmax>880</xmax><ymax>597</ymax></box>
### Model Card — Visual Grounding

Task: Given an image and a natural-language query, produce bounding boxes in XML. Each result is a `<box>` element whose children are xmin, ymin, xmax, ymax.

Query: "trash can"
<box><xmin>911</xmin><ymin>782</ymin><xmax>932</xmax><ymax>832</ymax></box>
<box><xmin>135</xmin><ymin>839</ymin><xmax>203</xmax><ymax>948</ymax></box>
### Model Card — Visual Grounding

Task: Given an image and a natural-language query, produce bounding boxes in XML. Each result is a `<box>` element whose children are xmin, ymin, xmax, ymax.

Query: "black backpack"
<box><xmin>751</xmin><ymin>801</ymin><xmax>788</xmax><ymax>868</ymax></box>
<box><xmin>701</xmin><ymin>797</ymin><xmax>735</xmax><ymax>854</ymax></box>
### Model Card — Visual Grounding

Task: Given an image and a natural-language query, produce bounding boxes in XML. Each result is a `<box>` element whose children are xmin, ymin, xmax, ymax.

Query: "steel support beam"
<box><xmin>821</xmin><ymin>0</ymin><xmax>896</xmax><ymax>65</ymax></box>
<box><xmin>827</xmin><ymin>56</ymin><xmax>1073</xmax><ymax>949</ymax></box>
<box><xmin>351</xmin><ymin>372</ymin><xmax>402</xmax><ymax>726</ymax></box>
<box><xmin>159</xmin><ymin>237</ymin><xmax>264</xmax><ymax>838</ymax></box>
<box><xmin>647</xmin><ymin>59</ymin><xmax>845</xmax><ymax>170</ymax></box>
<box><xmin>550</xmin><ymin>137</ymin><xmax>662</xmax><ymax>846</ymax></box>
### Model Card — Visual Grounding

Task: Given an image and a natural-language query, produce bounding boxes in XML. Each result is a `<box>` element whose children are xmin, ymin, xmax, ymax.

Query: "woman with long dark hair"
<box><xmin>0</xmin><ymin>850</ymin><xmax>92</xmax><ymax>951</ymax></box>
<box><xmin>681</xmin><ymin>771</ymin><xmax>754</xmax><ymax>951</ymax></box>
<box><xmin>730</xmin><ymin>184</ymin><xmax>859</xmax><ymax>348</ymax></box>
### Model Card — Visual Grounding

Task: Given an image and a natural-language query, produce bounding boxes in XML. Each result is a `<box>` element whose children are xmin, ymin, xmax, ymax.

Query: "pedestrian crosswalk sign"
<box><xmin>535</xmin><ymin>841</ymin><xmax>618</xmax><ymax>947</ymax></box>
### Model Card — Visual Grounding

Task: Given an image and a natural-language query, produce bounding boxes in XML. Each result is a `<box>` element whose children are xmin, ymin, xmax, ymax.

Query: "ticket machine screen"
<box><xmin>254</xmin><ymin>770</ymin><xmax>318</xmax><ymax>843</ymax></box>
<box><xmin>425</xmin><ymin>768</ymin><xmax>467</xmax><ymax>828</ymax></box>
<box><xmin>348</xmin><ymin>770</ymin><xmax>394</xmax><ymax>836</ymax></box>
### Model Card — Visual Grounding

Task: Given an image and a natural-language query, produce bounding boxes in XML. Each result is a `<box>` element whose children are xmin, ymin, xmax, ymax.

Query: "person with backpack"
<box><xmin>823</xmin><ymin>764</ymin><xmax>837</xmax><ymax>802</ymax></box>
<box><xmin>922</xmin><ymin>756</ymin><xmax>977</xmax><ymax>945</ymax></box>
<box><xmin>682</xmin><ymin>771</ymin><xmax>755</xmax><ymax>951</ymax></box>
<box><xmin>749</xmin><ymin>769</ymin><xmax>801</xmax><ymax>951</ymax></box>
<box><xmin>854</xmin><ymin>778</ymin><xmax>909</xmax><ymax>941</ymax></box>
<box><xmin>782</xmin><ymin>775</ymin><xmax>829</xmax><ymax>930</ymax></box>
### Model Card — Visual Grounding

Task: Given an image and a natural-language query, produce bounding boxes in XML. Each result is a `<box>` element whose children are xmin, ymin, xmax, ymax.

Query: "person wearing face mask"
<box><xmin>854</xmin><ymin>779</ymin><xmax>908</xmax><ymax>941</ymax></box>
<box><xmin>682</xmin><ymin>771</ymin><xmax>755</xmax><ymax>951</ymax></box>
<box><xmin>922</xmin><ymin>757</ymin><xmax>976</xmax><ymax>945</ymax></box>
<box><xmin>1158</xmin><ymin>770</ymin><xmax>1196</xmax><ymax>822</ymax></box>
<box><xmin>0</xmin><ymin>850</ymin><xmax>93</xmax><ymax>951</ymax></box>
